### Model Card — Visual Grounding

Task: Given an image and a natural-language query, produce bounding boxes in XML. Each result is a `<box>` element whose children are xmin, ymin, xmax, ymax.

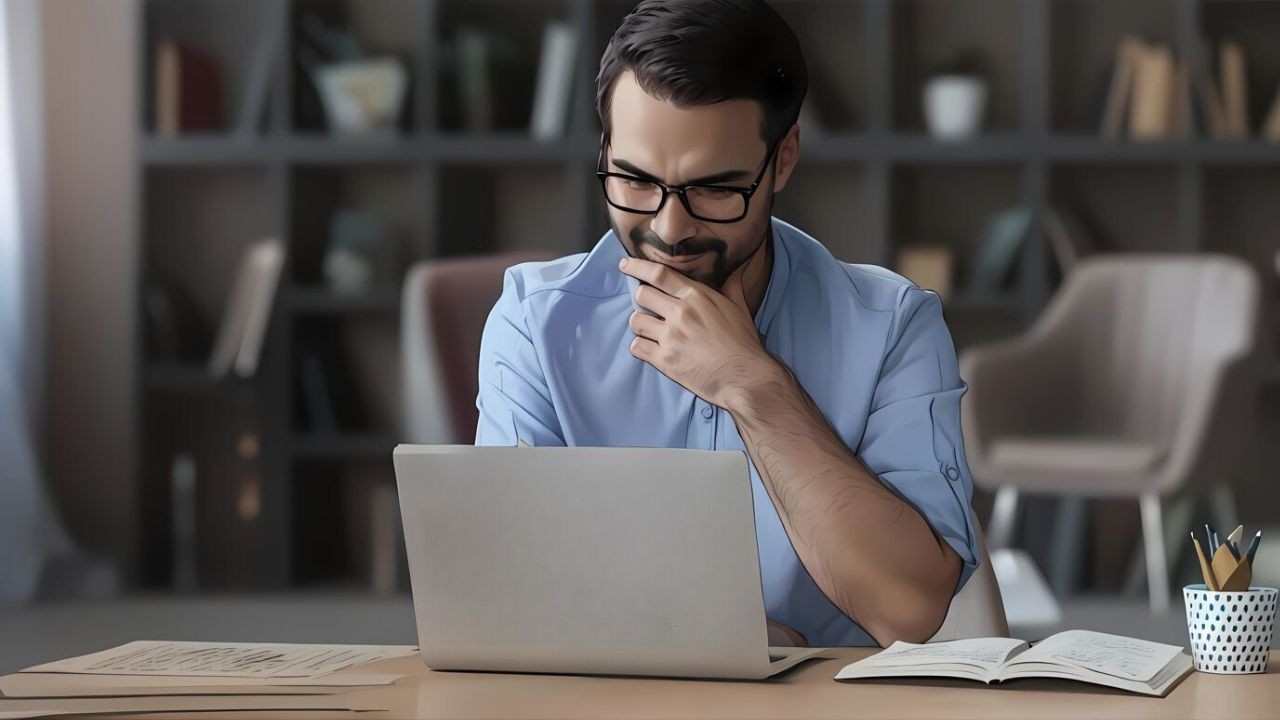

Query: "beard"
<box><xmin>609</xmin><ymin>195</ymin><xmax>773</xmax><ymax>291</ymax></box>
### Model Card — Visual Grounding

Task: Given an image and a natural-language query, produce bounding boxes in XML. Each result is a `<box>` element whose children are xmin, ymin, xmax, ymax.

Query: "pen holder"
<box><xmin>1183</xmin><ymin>584</ymin><xmax>1277</xmax><ymax>674</ymax></box>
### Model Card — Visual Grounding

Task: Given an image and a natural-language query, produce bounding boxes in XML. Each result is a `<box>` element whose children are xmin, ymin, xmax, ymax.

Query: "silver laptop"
<box><xmin>392</xmin><ymin>444</ymin><xmax>828</xmax><ymax>680</ymax></box>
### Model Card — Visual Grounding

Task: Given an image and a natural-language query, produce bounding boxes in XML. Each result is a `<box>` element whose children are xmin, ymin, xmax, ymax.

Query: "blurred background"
<box><xmin>2</xmin><ymin>0</ymin><xmax>1278</xmax><ymax>674</ymax></box>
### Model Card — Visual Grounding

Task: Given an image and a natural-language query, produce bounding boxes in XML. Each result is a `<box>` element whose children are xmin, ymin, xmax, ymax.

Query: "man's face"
<box><xmin>602</xmin><ymin>71</ymin><xmax>793</xmax><ymax>290</ymax></box>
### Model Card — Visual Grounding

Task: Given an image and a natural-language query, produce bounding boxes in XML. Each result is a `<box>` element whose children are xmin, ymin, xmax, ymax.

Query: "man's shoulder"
<box><xmin>778</xmin><ymin>219</ymin><xmax>932</xmax><ymax>315</ymax></box>
<box><xmin>498</xmin><ymin>235</ymin><xmax>630</xmax><ymax>308</ymax></box>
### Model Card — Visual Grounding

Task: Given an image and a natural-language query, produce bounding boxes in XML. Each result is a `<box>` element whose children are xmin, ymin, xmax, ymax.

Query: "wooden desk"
<box><xmin>74</xmin><ymin>649</ymin><xmax>1275</xmax><ymax>719</ymax></box>
<box><xmin>0</xmin><ymin>647</ymin><xmax>1260</xmax><ymax>719</ymax></box>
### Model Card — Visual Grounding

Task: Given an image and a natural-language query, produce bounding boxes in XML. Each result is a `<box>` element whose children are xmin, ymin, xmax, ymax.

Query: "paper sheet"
<box><xmin>0</xmin><ymin>672</ymin><xmax>405</xmax><ymax>698</ymax></box>
<box><xmin>21</xmin><ymin>641</ymin><xmax>417</xmax><ymax>679</ymax></box>
<box><xmin>0</xmin><ymin>693</ymin><xmax>375</xmax><ymax>718</ymax></box>
<box><xmin>1014</xmin><ymin>630</ymin><xmax>1183</xmax><ymax>682</ymax></box>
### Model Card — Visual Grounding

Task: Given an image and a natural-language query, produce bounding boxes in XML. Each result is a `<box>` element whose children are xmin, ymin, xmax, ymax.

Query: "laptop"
<box><xmin>392</xmin><ymin>444</ymin><xmax>829</xmax><ymax>680</ymax></box>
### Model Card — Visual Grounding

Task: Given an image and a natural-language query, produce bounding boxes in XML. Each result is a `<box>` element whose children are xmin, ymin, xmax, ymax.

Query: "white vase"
<box><xmin>923</xmin><ymin>75</ymin><xmax>987</xmax><ymax>141</ymax></box>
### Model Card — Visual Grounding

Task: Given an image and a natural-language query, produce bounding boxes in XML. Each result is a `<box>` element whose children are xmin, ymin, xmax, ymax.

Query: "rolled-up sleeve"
<box><xmin>856</xmin><ymin>285</ymin><xmax>980</xmax><ymax>596</ymax></box>
<box><xmin>474</xmin><ymin>270</ymin><xmax>566</xmax><ymax>447</ymax></box>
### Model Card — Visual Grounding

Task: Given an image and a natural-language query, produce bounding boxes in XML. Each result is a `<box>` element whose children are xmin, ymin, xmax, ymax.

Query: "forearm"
<box><xmin>726</xmin><ymin>361</ymin><xmax>960</xmax><ymax>646</ymax></box>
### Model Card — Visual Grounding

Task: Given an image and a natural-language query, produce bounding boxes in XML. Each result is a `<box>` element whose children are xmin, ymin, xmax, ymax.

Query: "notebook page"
<box><xmin>1008</xmin><ymin>630</ymin><xmax>1183</xmax><ymax>683</ymax></box>
<box><xmin>856</xmin><ymin>637</ymin><xmax>1027</xmax><ymax>669</ymax></box>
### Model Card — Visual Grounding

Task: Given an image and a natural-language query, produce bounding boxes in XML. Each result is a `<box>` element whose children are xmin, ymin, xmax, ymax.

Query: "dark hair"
<box><xmin>596</xmin><ymin>0</ymin><xmax>808</xmax><ymax>147</ymax></box>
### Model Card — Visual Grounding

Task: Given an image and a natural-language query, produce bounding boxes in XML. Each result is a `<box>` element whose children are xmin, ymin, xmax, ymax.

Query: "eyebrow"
<box><xmin>609</xmin><ymin>158</ymin><xmax>753</xmax><ymax>186</ymax></box>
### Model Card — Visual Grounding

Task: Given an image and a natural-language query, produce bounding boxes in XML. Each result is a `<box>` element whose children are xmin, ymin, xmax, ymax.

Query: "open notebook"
<box><xmin>835</xmin><ymin>629</ymin><xmax>1193</xmax><ymax>697</ymax></box>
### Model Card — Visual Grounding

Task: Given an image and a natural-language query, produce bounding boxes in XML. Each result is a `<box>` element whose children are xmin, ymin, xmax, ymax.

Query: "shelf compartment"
<box><xmin>291</xmin><ymin>0</ymin><xmax>419</xmax><ymax>133</ymax></box>
<box><xmin>143</xmin><ymin>0</ymin><xmax>280</xmax><ymax>136</ymax></box>
<box><xmin>1049</xmin><ymin>0</ymin><xmax>1175</xmax><ymax>134</ymax></box>
<box><xmin>1048</xmin><ymin>164</ymin><xmax>1178</xmax><ymax>253</ymax></box>
<box><xmin>291</xmin><ymin>459</ymin><xmax>402</xmax><ymax>589</ymax></box>
<box><xmin>293</xmin><ymin>315</ymin><xmax>402</xmax><ymax>438</ymax></box>
<box><xmin>289</xmin><ymin>165</ymin><xmax>422</xmax><ymax>287</ymax></box>
<box><xmin>436</xmin><ymin>163</ymin><xmax>573</xmax><ymax>256</ymax></box>
<box><xmin>891</xmin><ymin>0</ymin><xmax>1023</xmax><ymax>135</ymax></box>
<box><xmin>1202</xmin><ymin>165</ymin><xmax>1280</xmax><ymax>362</ymax></box>
<box><xmin>773</xmin><ymin>163</ymin><xmax>872</xmax><ymax>264</ymax></box>
<box><xmin>144</xmin><ymin>167</ymin><xmax>277</xmax><ymax>364</ymax></box>
<box><xmin>890</xmin><ymin>163</ymin><xmax>1025</xmax><ymax>298</ymax></box>
<box><xmin>436</xmin><ymin>0</ymin><xmax>572</xmax><ymax>134</ymax></box>
<box><xmin>1200</xmin><ymin>1</ymin><xmax>1280</xmax><ymax>136</ymax></box>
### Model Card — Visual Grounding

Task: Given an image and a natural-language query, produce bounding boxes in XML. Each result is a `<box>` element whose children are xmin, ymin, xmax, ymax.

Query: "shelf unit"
<box><xmin>135</xmin><ymin>0</ymin><xmax>1280</xmax><ymax>590</ymax></box>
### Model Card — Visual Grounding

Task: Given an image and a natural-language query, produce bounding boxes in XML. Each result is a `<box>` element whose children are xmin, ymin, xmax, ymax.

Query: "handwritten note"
<box><xmin>22</xmin><ymin>641</ymin><xmax>418</xmax><ymax>679</ymax></box>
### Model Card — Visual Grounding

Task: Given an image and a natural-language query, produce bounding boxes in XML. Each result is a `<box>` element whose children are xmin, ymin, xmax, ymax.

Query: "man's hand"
<box><xmin>619</xmin><ymin>256</ymin><xmax>778</xmax><ymax>408</ymax></box>
<box><xmin>766</xmin><ymin>619</ymin><xmax>809</xmax><ymax>647</ymax></box>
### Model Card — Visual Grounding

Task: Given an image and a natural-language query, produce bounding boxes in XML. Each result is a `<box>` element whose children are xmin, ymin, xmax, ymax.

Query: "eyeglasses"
<box><xmin>596</xmin><ymin>132</ymin><xmax>781</xmax><ymax>224</ymax></box>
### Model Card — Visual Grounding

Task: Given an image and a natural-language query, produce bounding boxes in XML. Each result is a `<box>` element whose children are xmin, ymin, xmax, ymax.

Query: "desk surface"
<box><xmin>66</xmin><ymin>648</ymin><xmax>1280</xmax><ymax>720</ymax></box>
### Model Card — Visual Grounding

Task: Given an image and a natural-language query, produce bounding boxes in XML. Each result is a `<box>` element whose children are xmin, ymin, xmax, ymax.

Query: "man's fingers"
<box><xmin>628</xmin><ymin>311</ymin><xmax>663</xmax><ymax>342</ymax></box>
<box><xmin>633</xmin><ymin>284</ymin><xmax>679</xmax><ymax>318</ymax></box>
<box><xmin>629</xmin><ymin>335</ymin><xmax>658</xmax><ymax>360</ymax></box>
<box><xmin>619</xmin><ymin>257</ymin><xmax>694</xmax><ymax>298</ymax></box>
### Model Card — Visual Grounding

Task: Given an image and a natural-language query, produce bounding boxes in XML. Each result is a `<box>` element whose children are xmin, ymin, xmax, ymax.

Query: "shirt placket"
<box><xmin>686</xmin><ymin>396</ymin><xmax>717</xmax><ymax>450</ymax></box>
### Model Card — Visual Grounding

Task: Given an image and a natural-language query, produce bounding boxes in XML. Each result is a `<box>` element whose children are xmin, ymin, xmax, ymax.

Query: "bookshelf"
<box><xmin>135</xmin><ymin>0</ymin><xmax>1280</xmax><ymax>591</ymax></box>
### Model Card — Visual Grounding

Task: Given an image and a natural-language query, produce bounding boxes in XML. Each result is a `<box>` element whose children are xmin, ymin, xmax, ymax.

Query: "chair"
<box><xmin>402</xmin><ymin>252</ymin><xmax>555</xmax><ymax>444</ymax></box>
<box><xmin>960</xmin><ymin>254</ymin><xmax>1262</xmax><ymax>613</ymax></box>
<box><xmin>927</xmin><ymin>523</ymin><xmax>1009</xmax><ymax>642</ymax></box>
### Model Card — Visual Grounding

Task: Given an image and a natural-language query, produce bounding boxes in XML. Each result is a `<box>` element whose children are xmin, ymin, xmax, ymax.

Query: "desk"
<box><xmin>84</xmin><ymin>648</ymin><xmax>1280</xmax><ymax>719</ymax></box>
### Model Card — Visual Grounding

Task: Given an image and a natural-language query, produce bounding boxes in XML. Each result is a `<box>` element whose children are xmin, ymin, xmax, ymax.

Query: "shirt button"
<box><xmin>946</xmin><ymin>466</ymin><xmax>960</xmax><ymax>481</ymax></box>
<box><xmin>700</xmin><ymin>405</ymin><xmax>714</xmax><ymax>420</ymax></box>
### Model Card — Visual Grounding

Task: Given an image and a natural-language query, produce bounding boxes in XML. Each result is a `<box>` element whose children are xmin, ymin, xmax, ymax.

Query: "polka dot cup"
<box><xmin>1183</xmin><ymin>584</ymin><xmax>1277</xmax><ymax>674</ymax></box>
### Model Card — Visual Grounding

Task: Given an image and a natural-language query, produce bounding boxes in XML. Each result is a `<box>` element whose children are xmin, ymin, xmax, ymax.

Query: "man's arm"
<box><xmin>727</xmin><ymin>288</ymin><xmax>976</xmax><ymax>646</ymax></box>
<box><xmin>620</xmin><ymin>257</ymin><xmax>977</xmax><ymax>647</ymax></box>
<box><xmin>474</xmin><ymin>269</ymin><xmax>565</xmax><ymax>447</ymax></box>
<box><xmin>726</xmin><ymin>357</ymin><xmax>961</xmax><ymax>646</ymax></box>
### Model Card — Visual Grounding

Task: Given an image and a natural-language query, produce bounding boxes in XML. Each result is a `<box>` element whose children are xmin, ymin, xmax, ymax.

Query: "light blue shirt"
<box><xmin>474</xmin><ymin>217</ymin><xmax>980</xmax><ymax>647</ymax></box>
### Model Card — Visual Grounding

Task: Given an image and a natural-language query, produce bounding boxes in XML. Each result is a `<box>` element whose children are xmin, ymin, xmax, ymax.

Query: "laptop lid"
<box><xmin>393</xmin><ymin>444</ymin><xmax>776</xmax><ymax>678</ymax></box>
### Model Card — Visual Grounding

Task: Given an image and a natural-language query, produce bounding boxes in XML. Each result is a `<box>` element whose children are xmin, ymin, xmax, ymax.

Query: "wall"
<box><xmin>42</xmin><ymin>0</ymin><xmax>138</xmax><ymax>580</ymax></box>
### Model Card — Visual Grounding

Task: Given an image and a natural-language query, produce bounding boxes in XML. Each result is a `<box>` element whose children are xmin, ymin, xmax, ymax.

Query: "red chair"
<box><xmin>401</xmin><ymin>252</ymin><xmax>555</xmax><ymax>444</ymax></box>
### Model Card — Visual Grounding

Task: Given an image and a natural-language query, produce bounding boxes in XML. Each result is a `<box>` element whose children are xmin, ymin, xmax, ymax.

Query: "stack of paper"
<box><xmin>0</xmin><ymin>641</ymin><xmax>417</xmax><ymax>718</ymax></box>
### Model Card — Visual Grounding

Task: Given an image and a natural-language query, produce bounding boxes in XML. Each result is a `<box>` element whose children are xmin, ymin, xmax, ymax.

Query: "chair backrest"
<box><xmin>402</xmin><ymin>252</ymin><xmax>553</xmax><ymax>444</ymax></box>
<box><xmin>928</xmin><ymin>522</ymin><xmax>1009</xmax><ymax>642</ymax></box>
<box><xmin>1029</xmin><ymin>254</ymin><xmax>1260</xmax><ymax>449</ymax></box>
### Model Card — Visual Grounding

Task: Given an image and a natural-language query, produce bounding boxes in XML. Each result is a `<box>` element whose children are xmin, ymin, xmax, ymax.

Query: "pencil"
<box><xmin>1245</xmin><ymin>530</ymin><xmax>1262</xmax><ymax>566</ymax></box>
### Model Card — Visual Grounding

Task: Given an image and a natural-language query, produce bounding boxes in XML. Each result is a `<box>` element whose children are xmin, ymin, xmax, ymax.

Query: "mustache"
<box><xmin>628</xmin><ymin>227</ymin><xmax>727</xmax><ymax>258</ymax></box>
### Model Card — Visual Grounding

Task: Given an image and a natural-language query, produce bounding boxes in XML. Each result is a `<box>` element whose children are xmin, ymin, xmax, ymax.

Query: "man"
<box><xmin>475</xmin><ymin>0</ymin><xmax>979</xmax><ymax>648</ymax></box>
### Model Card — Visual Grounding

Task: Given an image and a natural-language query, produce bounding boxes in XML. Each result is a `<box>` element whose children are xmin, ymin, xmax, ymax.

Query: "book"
<box><xmin>457</xmin><ymin>27</ymin><xmax>494</xmax><ymax>132</ymax></box>
<box><xmin>1192</xmin><ymin>35</ymin><xmax>1230</xmax><ymax>138</ymax></box>
<box><xmin>1045</xmin><ymin>205</ymin><xmax>1096</xmax><ymax>274</ymax></box>
<box><xmin>207</xmin><ymin>239</ymin><xmax>285</xmax><ymax>378</ymax></box>
<box><xmin>835</xmin><ymin>629</ymin><xmax>1193</xmax><ymax>697</ymax></box>
<box><xmin>1129</xmin><ymin>41</ymin><xmax>1174</xmax><ymax>140</ymax></box>
<box><xmin>529</xmin><ymin>21</ymin><xmax>578</xmax><ymax>140</ymax></box>
<box><xmin>154</xmin><ymin>38</ymin><xmax>225</xmax><ymax>136</ymax></box>
<box><xmin>1220</xmin><ymin>39</ymin><xmax>1249</xmax><ymax>138</ymax></box>
<box><xmin>896</xmin><ymin>246</ymin><xmax>953</xmax><ymax>300</ymax></box>
<box><xmin>1262</xmin><ymin>83</ymin><xmax>1280</xmax><ymax>141</ymax></box>
<box><xmin>1100</xmin><ymin>36</ymin><xmax>1143</xmax><ymax>139</ymax></box>
<box><xmin>964</xmin><ymin>206</ymin><xmax>1033</xmax><ymax>299</ymax></box>
<box><xmin>235</xmin><ymin>3</ymin><xmax>284</xmax><ymax>137</ymax></box>
<box><xmin>1169</xmin><ymin>58</ymin><xmax>1193</xmax><ymax>139</ymax></box>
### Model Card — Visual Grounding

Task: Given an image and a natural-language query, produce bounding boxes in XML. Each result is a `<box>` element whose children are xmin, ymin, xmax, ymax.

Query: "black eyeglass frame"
<box><xmin>595</xmin><ymin>131</ymin><xmax>783</xmax><ymax>224</ymax></box>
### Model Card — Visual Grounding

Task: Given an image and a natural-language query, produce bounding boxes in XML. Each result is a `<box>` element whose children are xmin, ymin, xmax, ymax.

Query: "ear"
<box><xmin>771</xmin><ymin>123</ymin><xmax>801</xmax><ymax>194</ymax></box>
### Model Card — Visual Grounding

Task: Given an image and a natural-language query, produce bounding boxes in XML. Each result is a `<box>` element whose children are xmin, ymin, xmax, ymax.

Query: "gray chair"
<box><xmin>927</xmin><ymin>523</ymin><xmax>1009</xmax><ymax>642</ymax></box>
<box><xmin>961</xmin><ymin>255</ymin><xmax>1262</xmax><ymax>613</ymax></box>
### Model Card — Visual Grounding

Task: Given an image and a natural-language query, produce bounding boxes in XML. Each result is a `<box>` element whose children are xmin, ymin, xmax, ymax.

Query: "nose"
<box><xmin>649</xmin><ymin>191</ymin><xmax>700</xmax><ymax>251</ymax></box>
